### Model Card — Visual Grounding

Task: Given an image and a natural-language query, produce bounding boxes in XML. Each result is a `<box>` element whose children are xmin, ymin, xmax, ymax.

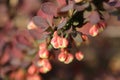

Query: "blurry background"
<box><xmin>0</xmin><ymin>0</ymin><xmax>120</xmax><ymax>80</ymax></box>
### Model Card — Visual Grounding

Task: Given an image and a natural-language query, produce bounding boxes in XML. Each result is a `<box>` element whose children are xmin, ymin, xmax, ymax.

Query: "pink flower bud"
<box><xmin>57</xmin><ymin>37</ymin><xmax>68</xmax><ymax>48</ymax></box>
<box><xmin>51</xmin><ymin>31</ymin><xmax>68</xmax><ymax>48</ymax></box>
<box><xmin>53</xmin><ymin>31</ymin><xmax>58</xmax><ymax>37</ymax></box>
<box><xmin>37</xmin><ymin>59</ymin><xmax>43</xmax><ymax>67</ymax></box>
<box><xmin>28</xmin><ymin>65</ymin><xmax>37</xmax><ymax>75</ymax></box>
<box><xmin>37</xmin><ymin>59</ymin><xmax>50</xmax><ymax>67</ymax></box>
<box><xmin>64</xmin><ymin>53</ymin><xmax>74</xmax><ymax>64</ymax></box>
<box><xmin>39</xmin><ymin>59</ymin><xmax>52</xmax><ymax>73</ymax></box>
<box><xmin>39</xmin><ymin>67</ymin><xmax>48</xmax><ymax>74</ymax></box>
<box><xmin>74</xmin><ymin>0</ymin><xmax>83</xmax><ymax>3</ymax></box>
<box><xmin>75</xmin><ymin>51</ymin><xmax>84</xmax><ymax>61</ymax></box>
<box><xmin>57</xmin><ymin>37</ymin><xmax>63</xmax><ymax>47</ymax></box>
<box><xmin>39</xmin><ymin>43</ymin><xmax>47</xmax><ymax>50</ymax></box>
<box><xmin>38</xmin><ymin>49</ymin><xmax>49</xmax><ymax>59</ymax></box>
<box><xmin>89</xmin><ymin>25</ymin><xmax>99</xmax><ymax>37</ymax></box>
<box><xmin>61</xmin><ymin>38</ymin><xmax>68</xmax><ymax>48</ymax></box>
<box><xmin>27</xmin><ymin>21</ymin><xmax>37</xmax><ymax>30</ymax></box>
<box><xmin>81</xmin><ymin>34</ymin><xmax>88</xmax><ymax>41</ymax></box>
<box><xmin>51</xmin><ymin>36</ymin><xmax>59</xmax><ymax>49</ymax></box>
<box><xmin>58</xmin><ymin>52</ymin><xmax>67</xmax><ymax>62</ymax></box>
<box><xmin>39</xmin><ymin>64</ymin><xmax>52</xmax><ymax>74</ymax></box>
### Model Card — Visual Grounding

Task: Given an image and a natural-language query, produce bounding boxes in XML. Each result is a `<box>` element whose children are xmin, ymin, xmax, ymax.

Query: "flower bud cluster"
<box><xmin>38</xmin><ymin>43</ymin><xmax>49</xmax><ymax>59</ymax></box>
<box><xmin>58</xmin><ymin>49</ymin><xmax>74</xmax><ymax>64</ymax></box>
<box><xmin>27</xmin><ymin>42</ymin><xmax>52</xmax><ymax>75</ymax></box>
<box><xmin>50</xmin><ymin>31</ymin><xmax>85</xmax><ymax>64</ymax></box>
<box><xmin>58</xmin><ymin>49</ymin><xmax>84</xmax><ymax>64</ymax></box>
<box><xmin>28</xmin><ymin>60</ymin><xmax>51</xmax><ymax>75</ymax></box>
<box><xmin>37</xmin><ymin>59</ymin><xmax>52</xmax><ymax>73</ymax></box>
<box><xmin>28</xmin><ymin>59</ymin><xmax>52</xmax><ymax>74</ymax></box>
<box><xmin>37</xmin><ymin>43</ymin><xmax>52</xmax><ymax>73</ymax></box>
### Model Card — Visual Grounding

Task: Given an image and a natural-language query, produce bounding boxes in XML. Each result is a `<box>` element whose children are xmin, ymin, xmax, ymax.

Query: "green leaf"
<box><xmin>71</xmin><ymin>31</ymin><xmax>83</xmax><ymax>47</ymax></box>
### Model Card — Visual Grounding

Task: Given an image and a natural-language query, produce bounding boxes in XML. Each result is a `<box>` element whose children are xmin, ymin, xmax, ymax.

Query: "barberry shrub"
<box><xmin>27</xmin><ymin>0</ymin><xmax>109</xmax><ymax>75</ymax></box>
<box><xmin>0</xmin><ymin>0</ymin><xmax>120</xmax><ymax>80</ymax></box>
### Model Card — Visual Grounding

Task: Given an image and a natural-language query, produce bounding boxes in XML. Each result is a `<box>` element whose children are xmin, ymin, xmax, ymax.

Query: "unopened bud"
<box><xmin>37</xmin><ymin>59</ymin><xmax>49</xmax><ymax>67</ymax></box>
<box><xmin>39</xmin><ymin>65</ymin><xmax>51</xmax><ymax>74</ymax></box>
<box><xmin>58</xmin><ymin>52</ymin><xmax>67</xmax><ymax>62</ymax></box>
<box><xmin>89</xmin><ymin>25</ymin><xmax>99</xmax><ymax>37</ymax></box>
<box><xmin>39</xmin><ymin>59</ymin><xmax>52</xmax><ymax>73</ymax></box>
<box><xmin>38</xmin><ymin>49</ymin><xmax>49</xmax><ymax>59</ymax></box>
<box><xmin>39</xmin><ymin>43</ymin><xmax>47</xmax><ymax>50</ymax></box>
<box><xmin>74</xmin><ymin>0</ymin><xmax>83</xmax><ymax>3</ymax></box>
<box><xmin>27</xmin><ymin>21</ymin><xmax>37</xmax><ymax>30</ymax></box>
<box><xmin>81</xmin><ymin>34</ymin><xmax>88</xmax><ymax>41</ymax></box>
<box><xmin>51</xmin><ymin>36</ymin><xmax>59</xmax><ymax>49</ymax></box>
<box><xmin>64</xmin><ymin>53</ymin><xmax>74</xmax><ymax>64</ymax></box>
<box><xmin>60</xmin><ymin>38</ymin><xmax>68</xmax><ymax>48</ymax></box>
<box><xmin>75</xmin><ymin>51</ymin><xmax>84</xmax><ymax>61</ymax></box>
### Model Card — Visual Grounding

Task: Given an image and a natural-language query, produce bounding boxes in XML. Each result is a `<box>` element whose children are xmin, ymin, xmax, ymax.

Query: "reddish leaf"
<box><xmin>56</xmin><ymin>0</ymin><xmax>66</xmax><ymax>7</ymax></box>
<box><xmin>115</xmin><ymin>1</ymin><xmax>120</xmax><ymax>7</ymax></box>
<box><xmin>74</xmin><ymin>5</ymin><xmax>85</xmax><ymax>11</ymax></box>
<box><xmin>32</xmin><ymin>16</ymin><xmax>49</xmax><ymax>31</ymax></box>
<box><xmin>74</xmin><ymin>2</ymin><xmax>89</xmax><ymax>11</ymax></box>
<box><xmin>16</xmin><ymin>31</ymin><xmax>34</xmax><ymax>47</ymax></box>
<box><xmin>84</xmin><ymin>11</ymin><xmax>100</xmax><ymax>24</ymax></box>
<box><xmin>88</xmin><ymin>11</ymin><xmax>100</xmax><ymax>24</ymax></box>
<box><xmin>29</xmin><ymin>29</ymin><xmax>49</xmax><ymax>40</ymax></box>
<box><xmin>37</xmin><ymin>9</ymin><xmax>50</xmax><ymax>19</ymax></box>
<box><xmin>76</xmin><ymin>22</ymin><xmax>93</xmax><ymax>35</ymax></box>
<box><xmin>0</xmin><ymin>35</ymin><xmax>8</xmax><ymax>56</ymax></box>
<box><xmin>16</xmin><ymin>35</ymin><xmax>31</xmax><ymax>46</ymax></box>
<box><xmin>103</xmin><ymin>2</ymin><xmax>114</xmax><ymax>11</ymax></box>
<box><xmin>60</xmin><ymin>3</ymin><xmax>74</xmax><ymax>12</ymax></box>
<box><xmin>41</xmin><ymin>2</ymin><xmax>58</xmax><ymax>16</ymax></box>
<box><xmin>0</xmin><ymin>47</ymin><xmax>10</xmax><ymax>65</ymax></box>
<box><xmin>11</xmin><ymin>47</ymin><xmax>23</xmax><ymax>59</ymax></box>
<box><xmin>37</xmin><ymin>9</ymin><xmax>53</xmax><ymax>26</ymax></box>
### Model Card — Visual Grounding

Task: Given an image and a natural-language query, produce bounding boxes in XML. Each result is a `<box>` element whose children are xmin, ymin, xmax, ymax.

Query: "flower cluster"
<box><xmin>28</xmin><ymin>43</ymin><xmax>52</xmax><ymax>74</ymax></box>
<box><xmin>1</xmin><ymin>0</ymin><xmax>120</xmax><ymax>80</ymax></box>
<box><xmin>26</xmin><ymin>0</ymin><xmax>110</xmax><ymax>75</ymax></box>
<box><xmin>50</xmin><ymin>31</ymin><xmax>84</xmax><ymax>64</ymax></box>
<box><xmin>58</xmin><ymin>49</ymin><xmax>84</xmax><ymax>64</ymax></box>
<box><xmin>58</xmin><ymin>49</ymin><xmax>74</xmax><ymax>64</ymax></box>
<box><xmin>51</xmin><ymin>31</ymin><xmax>68</xmax><ymax>49</ymax></box>
<box><xmin>38</xmin><ymin>43</ymin><xmax>52</xmax><ymax>73</ymax></box>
